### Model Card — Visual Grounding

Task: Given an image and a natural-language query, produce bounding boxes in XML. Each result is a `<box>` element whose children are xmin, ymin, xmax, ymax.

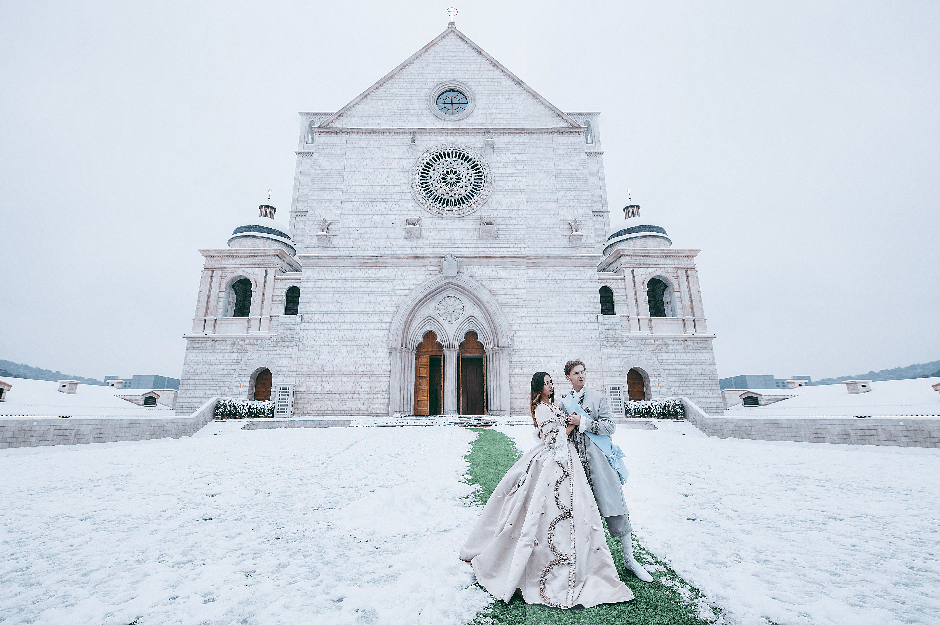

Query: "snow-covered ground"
<box><xmin>724</xmin><ymin>377</ymin><xmax>940</xmax><ymax>417</ymax></box>
<box><xmin>0</xmin><ymin>377</ymin><xmax>175</xmax><ymax>417</ymax></box>
<box><xmin>0</xmin><ymin>422</ymin><xmax>489</xmax><ymax>625</ymax></box>
<box><xmin>5</xmin><ymin>420</ymin><xmax>938</xmax><ymax>625</ymax></box>
<box><xmin>500</xmin><ymin>421</ymin><xmax>940</xmax><ymax>625</ymax></box>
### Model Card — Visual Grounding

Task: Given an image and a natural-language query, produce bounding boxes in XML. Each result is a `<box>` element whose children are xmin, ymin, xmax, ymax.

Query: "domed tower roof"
<box><xmin>228</xmin><ymin>204</ymin><xmax>296</xmax><ymax>256</ymax></box>
<box><xmin>602</xmin><ymin>198</ymin><xmax>672</xmax><ymax>256</ymax></box>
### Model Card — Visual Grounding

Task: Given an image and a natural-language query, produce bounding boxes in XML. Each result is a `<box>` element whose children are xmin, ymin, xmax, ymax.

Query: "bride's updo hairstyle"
<box><xmin>529</xmin><ymin>371</ymin><xmax>553</xmax><ymax>427</ymax></box>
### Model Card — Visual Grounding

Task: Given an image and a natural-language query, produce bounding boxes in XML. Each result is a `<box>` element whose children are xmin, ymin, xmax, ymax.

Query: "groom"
<box><xmin>560</xmin><ymin>360</ymin><xmax>653</xmax><ymax>583</ymax></box>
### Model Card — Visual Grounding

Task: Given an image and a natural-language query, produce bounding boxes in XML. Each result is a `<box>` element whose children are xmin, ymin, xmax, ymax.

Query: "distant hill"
<box><xmin>815</xmin><ymin>360</ymin><xmax>940</xmax><ymax>386</ymax></box>
<box><xmin>0</xmin><ymin>359</ymin><xmax>104</xmax><ymax>386</ymax></box>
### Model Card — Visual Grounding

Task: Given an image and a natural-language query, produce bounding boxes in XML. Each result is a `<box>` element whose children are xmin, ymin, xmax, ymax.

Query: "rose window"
<box><xmin>435</xmin><ymin>295</ymin><xmax>465</xmax><ymax>323</ymax></box>
<box><xmin>436</xmin><ymin>89</ymin><xmax>469</xmax><ymax>116</ymax></box>
<box><xmin>412</xmin><ymin>146</ymin><xmax>491</xmax><ymax>217</ymax></box>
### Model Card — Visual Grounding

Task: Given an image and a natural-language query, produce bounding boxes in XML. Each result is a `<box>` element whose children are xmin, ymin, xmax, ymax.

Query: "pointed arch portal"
<box><xmin>388</xmin><ymin>274</ymin><xmax>512</xmax><ymax>416</ymax></box>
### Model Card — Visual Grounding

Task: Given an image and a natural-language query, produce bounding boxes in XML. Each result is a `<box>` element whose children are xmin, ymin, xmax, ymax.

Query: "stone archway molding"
<box><xmin>388</xmin><ymin>273</ymin><xmax>513</xmax><ymax>416</ymax></box>
<box><xmin>388</xmin><ymin>274</ymin><xmax>513</xmax><ymax>350</ymax></box>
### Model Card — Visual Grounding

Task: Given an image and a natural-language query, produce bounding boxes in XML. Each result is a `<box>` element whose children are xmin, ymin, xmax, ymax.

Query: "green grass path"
<box><xmin>464</xmin><ymin>428</ymin><xmax>723</xmax><ymax>625</ymax></box>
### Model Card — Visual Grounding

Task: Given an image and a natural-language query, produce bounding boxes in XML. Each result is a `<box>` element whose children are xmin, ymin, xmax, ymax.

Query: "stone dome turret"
<box><xmin>602</xmin><ymin>201</ymin><xmax>672</xmax><ymax>256</ymax></box>
<box><xmin>228</xmin><ymin>204</ymin><xmax>296</xmax><ymax>256</ymax></box>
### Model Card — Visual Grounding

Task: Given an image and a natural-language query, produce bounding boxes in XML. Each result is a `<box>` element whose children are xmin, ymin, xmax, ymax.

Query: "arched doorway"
<box><xmin>387</xmin><ymin>274</ymin><xmax>512</xmax><ymax>417</ymax></box>
<box><xmin>459</xmin><ymin>331</ymin><xmax>485</xmax><ymax>414</ymax></box>
<box><xmin>627</xmin><ymin>368</ymin><xmax>646</xmax><ymax>401</ymax></box>
<box><xmin>253</xmin><ymin>368</ymin><xmax>272</xmax><ymax>401</ymax></box>
<box><xmin>414</xmin><ymin>332</ymin><xmax>444</xmax><ymax>416</ymax></box>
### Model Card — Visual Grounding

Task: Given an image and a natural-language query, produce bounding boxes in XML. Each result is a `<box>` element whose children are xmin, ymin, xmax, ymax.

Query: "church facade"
<box><xmin>176</xmin><ymin>24</ymin><xmax>723</xmax><ymax>418</ymax></box>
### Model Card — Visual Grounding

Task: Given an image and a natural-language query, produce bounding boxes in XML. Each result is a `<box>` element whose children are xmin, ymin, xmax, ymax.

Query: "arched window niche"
<box><xmin>224</xmin><ymin>277</ymin><xmax>253</xmax><ymax>318</ymax></box>
<box><xmin>599</xmin><ymin>286</ymin><xmax>616</xmax><ymax>315</ymax></box>
<box><xmin>647</xmin><ymin>277</ymin><xmax>677</xmax><ymax>318</ymax></box>
<box><xmin>284</xmin><ymin>286</ymin><xmax>300</xmax><ymax>316</ymax></box>
<box><xmin>143</xmin><ymin>395</ymin><xmax>157</xmax><ymax>406</ymax></box>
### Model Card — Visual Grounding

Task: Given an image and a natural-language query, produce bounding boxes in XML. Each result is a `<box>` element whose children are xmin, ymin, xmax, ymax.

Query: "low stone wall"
<box><xmin>680</xmin><ymin>397</ymin><xmax>940</xmax><ymax>448</ymax></box>
<box><xmin>241</xmin><ymin>419</ymin><xmax>351</xmax><ymax>430</ymax></box>
<box><xmin>0</xmin><ymin>398</ymin><xmax>219</xmax><ymax>449</ymax></box>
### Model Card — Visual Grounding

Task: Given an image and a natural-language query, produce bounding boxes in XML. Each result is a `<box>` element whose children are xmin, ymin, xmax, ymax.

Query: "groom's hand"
<box><xmin>568</xmin><ymin>413</ymin><xmax>581</xmax><ymax>427</ymax></box>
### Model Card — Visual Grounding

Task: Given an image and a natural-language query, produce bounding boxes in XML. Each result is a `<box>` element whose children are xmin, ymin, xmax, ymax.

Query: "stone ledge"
<box><xmin>240</xmin><ymin>419</ymin><xmax>352</xmax><ymax>430</ymax></box>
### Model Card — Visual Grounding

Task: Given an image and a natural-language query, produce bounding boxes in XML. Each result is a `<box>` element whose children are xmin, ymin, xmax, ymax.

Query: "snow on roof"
<box><xmin>724</xmin><ymin>377</ymin><xmax>940</xmax><ymax>417</ymax></box>
<box><xmin>115</xmin><ymin>389</ymin><xmax>175</xmax><ymax>397</ymax></box>
<box><xmin>729</xmin><ymin>388</ymin><xmax>799</xmax><ymax>396</ymax></box>
<box><xmin>0</xmin><ymin>377</ymin><xmax>175</xmax><ymax>418</ymax></box>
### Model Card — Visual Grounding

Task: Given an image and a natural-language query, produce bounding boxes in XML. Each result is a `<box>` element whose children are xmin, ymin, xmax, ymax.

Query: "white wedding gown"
<box><xmin>460</xmin><ymin>402</ymin><xmax>633</xmax><ymax>608</ymax></box>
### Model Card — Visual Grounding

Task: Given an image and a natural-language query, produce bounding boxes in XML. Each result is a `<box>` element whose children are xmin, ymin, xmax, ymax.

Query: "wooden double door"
<box><xmin>413</xmin><ymin>330</ymin><xmax>486</xmax><ymax>415</ymax></box>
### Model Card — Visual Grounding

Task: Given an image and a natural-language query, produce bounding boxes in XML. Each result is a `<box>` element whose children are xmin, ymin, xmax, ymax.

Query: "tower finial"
<box><xmin>267</xmin><ymin>188</ymin><xmax>272</xmax><ymax>202</ymax></box>
<box><xmin>623</xmin><ymin>189</ymin><xmax>641</xmax><ymax>220</ymax></box>
<box><xmin>447</xmin><ymin>7</ymin><xmax>457</xmax><ymax>27</ymax></box>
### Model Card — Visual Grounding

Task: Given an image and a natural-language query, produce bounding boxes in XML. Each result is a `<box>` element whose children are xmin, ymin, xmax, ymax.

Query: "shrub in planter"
<box><xmin>215</xmin><ymin>398</ymin><xmax>275</xmax><ymax>419</ymax></box>
<box><xmin>624</xmin><ymin>398</ymin><xmax>685</xmax><ymax>419</ymax></box>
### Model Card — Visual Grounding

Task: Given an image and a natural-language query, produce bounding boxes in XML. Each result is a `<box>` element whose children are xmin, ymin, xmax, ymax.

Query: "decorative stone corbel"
<box><xmin>316</xmin><ymin>218</ymin><xmax>335</xmax><ymax>247</ymax></box>
<box><xmin>405</xmin><ymin>217</ymin><xmax>422</xmax><ymax>239</ymax></box>
<box><xmin>566</xmin><ymin>218</ymin><xmax>584</xmax><ymax>246</ymax></box>
<box><xmin>479</xmin><ymin>217</ymin><xmax>497</xmax><ymax>239</ymax></box>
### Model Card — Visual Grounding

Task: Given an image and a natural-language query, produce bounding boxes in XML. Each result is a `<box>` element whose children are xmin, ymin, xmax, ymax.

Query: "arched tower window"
<box><xmin>647</xmin><ymin>277</ymin><xmax>676</xmax><ymax>318</ymax></box>
<box><xmin>599</xmin><ymin>286</ymin><xmax>615</xmax><ymax>315</ymax></box>
<box><xmin>284</xmin><ymin>286</ymin><xmax>300</xmax><ymax>316</ymax></box>
<box><xmin>225</xmin><ymin>278</ymin><xmax>252</xmax><ymax>318</ymax></box>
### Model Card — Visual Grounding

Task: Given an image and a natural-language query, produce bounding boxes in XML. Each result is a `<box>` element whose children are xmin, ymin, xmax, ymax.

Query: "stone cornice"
<box><xmin>299</xmin><ymin>127</ymin><xmax>587</xmax><ymax>141</ymax></box>
<box><xmin>620</xmin><ymin>333</ymin><xmax>717</xmax><ymax>340</ymax></box>
<box><xmin>183</xmin><ymin>333</ymin><xmax>277</xmax><ymax>341</ymax></box>
<box><xmin>199</xmin><ymin>248</ymin><xmax>302</xmax><ymax>271</ymax></box>
<box><xmin>597</xmin><ymin>247</ymin><xmax>700</xmax><ymax>272</ymax></box>
<box><xmin>294</xmin><ymin>253</ymin><xmax>602</xmax><ymax>268</ymax></box>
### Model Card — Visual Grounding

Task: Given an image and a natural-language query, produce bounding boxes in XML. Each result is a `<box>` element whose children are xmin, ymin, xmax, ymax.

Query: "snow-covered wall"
<box><xmin>694</xmin><ymin>415</ymin><xmax>940</xmax><ymax>448</ymax></box>
<box><xmin>0</xmin><ymin>398</ymin><xmax>218</xmax><ymax>449</ymax></box>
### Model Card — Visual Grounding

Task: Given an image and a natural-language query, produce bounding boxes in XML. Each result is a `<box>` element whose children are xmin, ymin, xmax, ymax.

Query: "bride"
<box><xmin>460</xmin><ymin>372</ymin><xmax>634</xmax><ymax>608</ymax></box>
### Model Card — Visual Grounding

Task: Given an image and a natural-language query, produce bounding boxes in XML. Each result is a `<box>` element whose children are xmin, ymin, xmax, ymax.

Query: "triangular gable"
<box><xmin>318</xmin><ymin>27</ymin><xmax>581</xmax><ymax>129</ymax></box>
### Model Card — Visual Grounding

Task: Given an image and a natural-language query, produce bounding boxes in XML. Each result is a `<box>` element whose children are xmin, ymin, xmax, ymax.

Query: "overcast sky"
<box><xmin>1</xmin><ymin>0</ymin><xmax>938</xmax><ymax>382</ymax></box>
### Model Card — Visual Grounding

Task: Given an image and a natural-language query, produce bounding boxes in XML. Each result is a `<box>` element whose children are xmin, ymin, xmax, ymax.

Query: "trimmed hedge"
<box><xmin>214</xmin><ymin>398</ymin><xmax>275</xmax><ymax>419</ymax></box>
<box><xmin>624</xmin><ymin>398</ymin><xmax>685</xmax><ymax>419</ymax></box>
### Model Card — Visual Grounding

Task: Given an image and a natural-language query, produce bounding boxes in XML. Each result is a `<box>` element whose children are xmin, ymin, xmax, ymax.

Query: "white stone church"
<box><xmin>176</xmin><ymin>23</ymin><xmax>723</xmax><ymax>418</ymax></box>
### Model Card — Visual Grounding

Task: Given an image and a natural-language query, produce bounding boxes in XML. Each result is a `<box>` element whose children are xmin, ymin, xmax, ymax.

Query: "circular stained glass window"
<box><xmin>412</xmin><ymin>146</ymin><xmax>492</xmax><ymax>217</ymax></box>
<box><xmin>436</xmin><ymin>89</ymin><xmax>469</xmax><ymax>116</ymax></box>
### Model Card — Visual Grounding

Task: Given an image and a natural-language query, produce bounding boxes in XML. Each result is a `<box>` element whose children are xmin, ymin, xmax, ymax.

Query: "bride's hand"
<box><xmin>568</xmin><ymin>413</ymin><xmax>581</xmax><ymax>427</ymax></box>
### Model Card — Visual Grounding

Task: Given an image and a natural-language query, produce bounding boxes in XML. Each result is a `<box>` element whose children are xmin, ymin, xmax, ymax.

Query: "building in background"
<box><xmin>104</xmin><ymin>375</ymin><xmax>180</xmax><ymax>390</ymax></box>
<box><xmin>176</xmin><ymin>23</ymin><xmax>723</xmax><ymax>417</ymax></box>
<box><xmin>720</xmin><ymin>375</ymin><xmax>813</xmax><ymax>390</ymax></box>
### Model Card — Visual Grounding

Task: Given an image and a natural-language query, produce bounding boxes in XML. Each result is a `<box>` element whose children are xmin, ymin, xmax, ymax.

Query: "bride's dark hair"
<box><xmin>529</xmin><ymin>371</ymin><xmax>553</xmax><ymax>427</ymax></box>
